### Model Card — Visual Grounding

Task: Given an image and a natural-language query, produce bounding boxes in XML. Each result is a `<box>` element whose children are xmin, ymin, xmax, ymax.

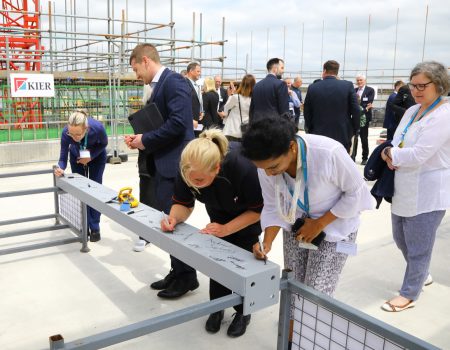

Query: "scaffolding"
<box><xmin>0</xmin><ymin>0</ymin><xmax>230</xmax><ymax>153</ymax></box>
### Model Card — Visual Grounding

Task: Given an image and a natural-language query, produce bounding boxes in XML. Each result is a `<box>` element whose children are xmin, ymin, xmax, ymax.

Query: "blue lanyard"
<box><xmin>286</xmin><ymin>136</ymin><xmax>309</xmax><ymax>214</ymax></box>
<box><xmin>399</xmin><ymin>97</ymin><xmax>441</xmax><ymax>147</ymax></box>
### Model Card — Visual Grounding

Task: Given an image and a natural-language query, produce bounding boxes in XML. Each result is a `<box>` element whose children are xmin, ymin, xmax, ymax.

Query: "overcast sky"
<box><xmin>48</xmin><ymin>0</ymin><xmax>449</xmax><ymax>81</ymax></box>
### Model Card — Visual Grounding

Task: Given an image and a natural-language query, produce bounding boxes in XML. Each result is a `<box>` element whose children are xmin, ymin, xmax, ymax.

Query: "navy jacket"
<box><xmin>383</xmin><ymin>92</ymin><xmax>397</xmax><ymax>130</ymax></box>
<box><xmin>304</xmin><ymin>76</ymin><xmax>360</xmax><ymax>151</ymax></box>
<box><xmin>249</xmin><ymin>74</ymin><xmax>289</xmax><ymax>122</ymax></box>
<box><xmin>141</xmin><ymin>68</ymin><xmax>194</xmax><ymax>178</ymax></box>
<box><xmin>364</xmin><ymin>140</ymin><xmax>394</xmax><ymax>209</ymax></box>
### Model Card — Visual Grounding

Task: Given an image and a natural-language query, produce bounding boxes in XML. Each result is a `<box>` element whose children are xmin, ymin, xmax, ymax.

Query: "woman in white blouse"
<box><xmin>223</xmin><ymin>74</ymin><xmax>255</xmax><ymax>141</ymax></box>
<box><xmin>242</xmin><ymin>116</ymin><xmax>374</xmax><ymax>294</ymax></box>
<box><xmin>380</xmin><ymin>61</ymin><xmax>450</xmax><ymax>312</ymax></box>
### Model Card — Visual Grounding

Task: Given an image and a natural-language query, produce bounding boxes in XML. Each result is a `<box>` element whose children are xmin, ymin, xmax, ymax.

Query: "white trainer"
<box><xmin>133</xmin><ymin>239</ymin><xmax>149</xmax><ymax>252</ymax></box>
<box><xmin>424</xmin><ymin>274</ymin><xmax>433</xmax><ymax>286</ymax></box>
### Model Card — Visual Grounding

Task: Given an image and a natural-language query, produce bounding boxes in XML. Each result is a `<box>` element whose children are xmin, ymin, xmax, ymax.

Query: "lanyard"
<box><xmin>80</xmin><ymin>129</ymin><xmax>89</xmax><ymax>150</ymax></box>
<box><xmin>399</xmin><ymin>97</ymin><xmax>441</xmax><ymax>148</ymax></box>
<box><xmin>286</xmin><ymin>136</ymin><xmax>309</xmax><ymax>214</ymax></box>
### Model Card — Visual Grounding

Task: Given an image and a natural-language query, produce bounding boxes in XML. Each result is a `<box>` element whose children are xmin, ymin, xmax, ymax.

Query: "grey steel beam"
<box><xmin>50</xmin><ymin>294</ymin><xmax>241</xmax><ymax>350</ymax></box>
<box><xmin>0</xmin><ymin>214</ymin><xmax>57</xmax><ymax>226</ymax></box>
<box><xmin>56</xmin><ymin>174</ymin><xmax>280</xmax><ymax>315</ymax></box>
<box><xmin>0</xmin><ymin>237</ymin><xmax>80</xmax><ymax>256</ymax></box>
<box><xmin>0</xmin><ymin>224</ymin><xmax>69</xmax><ymax>238</ymax></box>
<box><xmin>0</xmin><ymin>187</ymin><xmax>58</xmax><ymax>199</ymax></box>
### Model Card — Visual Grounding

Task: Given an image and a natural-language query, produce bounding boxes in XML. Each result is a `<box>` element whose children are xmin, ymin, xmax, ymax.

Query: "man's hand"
<box><xmin>125</xmin><ymin>134</ymin><xmax>145</xmax><ymax>150</ymax></box>
<box><xmin>200</xmin><ymin>222</ymin><xmax>230</xmax><ymax>238</ymax></box>
<box><xmin>77</xmin><ymin>157</ymin><xmax>91</xmax><ymax>165</ymax></box>
<box><xmin>295</xmin><ymin>217</ymin><xmax>324</xmax><ymax>243</ymax></box>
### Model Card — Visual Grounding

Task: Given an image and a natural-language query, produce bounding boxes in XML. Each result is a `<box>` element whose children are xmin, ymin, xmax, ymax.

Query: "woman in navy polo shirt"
<box><xmin>54</xmin><ymin>109</ymin><xmax>108</xmax><ymax>242</ymax></box>
<box><xmin>160</xmin><ymin>128</ymin><xmax>263</xmax><ymax>338</ymax></box>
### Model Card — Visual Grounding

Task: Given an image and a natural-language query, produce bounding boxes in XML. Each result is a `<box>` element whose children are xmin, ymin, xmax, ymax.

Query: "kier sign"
<box><xmin>10</xmin><ymin>73</ymin><xmax>55</xmax><ymax>98</ymax></box>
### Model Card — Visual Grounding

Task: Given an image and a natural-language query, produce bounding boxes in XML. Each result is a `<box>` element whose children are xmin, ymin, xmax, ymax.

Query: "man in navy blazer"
<box><xmin>355</xmin><ymin>74</ymin><xmax>375</xmax><ymax>165</ymax></box>
<box><xmin>383</xmin><ymin>80</ymin><xmax>405</xmax><ymax>140</ymax></box>
<box><xmin>304</xmin><ymin>60</ymin><xmax>360</xmax><ymax>152</ymax></box>
<box><xmin>126</xmin><ymin>43</ymin><xmax>199</xmax><ymax>299</ymax></box>
<box><xmin>249</xmin><ymin>58</ymin><xmax>289</xmax><ymax>122</ymax></box>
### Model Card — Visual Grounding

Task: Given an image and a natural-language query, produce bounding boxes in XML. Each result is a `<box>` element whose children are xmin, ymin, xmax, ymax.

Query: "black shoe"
<box><xmin>227</xmin><ymin>313</ymin><xmax>251</xmax><ymax>338</ymax></box>
<box><xmin>150</xmin><ymin>270</ymin><xmax>176</xmax><ymax>290</ymax></box>
<box><xmin>205</xmin><ymin>310</ymin><xmax>224</xmax><ymax>333</ymax></box>
<box><xmin>361</xmin><ymin>159</ymin><xmax>368</xmax><ymax>166</ymax></box>
<box><xmin>157</xmin><ymin>278</ymin><xmax>199</xmax><ymax>299</ymax></box>
<box><xmin>89</xmin><ymin>230</ymin><xmax>101</xmax><ymax>242</ymax></box>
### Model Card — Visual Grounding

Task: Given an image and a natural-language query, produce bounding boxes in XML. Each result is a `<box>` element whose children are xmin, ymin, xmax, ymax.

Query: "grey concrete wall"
<box><xmin>0</xmin><ymin>137</ymin><xmax>136</xmax><ymax>167</ymax></box>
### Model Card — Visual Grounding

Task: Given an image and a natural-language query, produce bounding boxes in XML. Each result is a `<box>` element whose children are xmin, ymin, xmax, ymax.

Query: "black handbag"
<box><xmin>237</xmin><ymin>94</ymin><xmax>249</xmax><ymax>134</ymax></box>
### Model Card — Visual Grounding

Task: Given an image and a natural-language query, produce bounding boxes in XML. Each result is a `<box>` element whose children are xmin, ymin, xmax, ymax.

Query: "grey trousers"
<box><xmin>392</xmin><ymin>210</ymin><xmax>446</xmax><ymax>301</ymax></box>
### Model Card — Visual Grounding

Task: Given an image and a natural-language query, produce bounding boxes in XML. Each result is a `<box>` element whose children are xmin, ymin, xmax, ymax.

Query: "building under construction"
<box><xmin>0</xmin><ymin>0</ymin><xmax>227</xmax><ymax>149</ymax></box>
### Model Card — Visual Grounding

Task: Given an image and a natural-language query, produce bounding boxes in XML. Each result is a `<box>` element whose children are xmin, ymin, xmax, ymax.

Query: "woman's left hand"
<box><xmin>296</xmin><ymin>217</ymin><xmax>324</xmax><ymax>243</ymax></box>
<box><xmin>380</xmin><ymin>147</ymin><xmax>398</xmax><ymax>170</ymax></box>
<box><xmin>77</xmin><ymin>157</ymin><xmax>91</xmax><ymax>165</ymax></box>
<box><xmin>200</xmin><ymin>222</ymin><xmax>230</xmax><ymax>237</ymax></box>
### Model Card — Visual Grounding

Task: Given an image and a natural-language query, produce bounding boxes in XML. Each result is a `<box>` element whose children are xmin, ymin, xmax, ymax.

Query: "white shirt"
<box><xmin>223</xmin><ymin>94</ymin><xmax>251</xmax><ymax>138</ymax></box>
<box><xmin>143</xmin><ymin>66</ymin><xmax>166</xmax><ymax>103</ymax></box>
<box><xmin>391</xmin><ymin>102</ymin><xmax>450</xmax><ymax>217</ymax></box>
<box><xmin>258</xmin><ymin>134</ymin><xmax>375</xmax><ymax>241</ymax></box>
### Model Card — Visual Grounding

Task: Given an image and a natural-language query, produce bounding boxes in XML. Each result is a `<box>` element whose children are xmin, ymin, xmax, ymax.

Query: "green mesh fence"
<box><xmin>0</xmin><ymin>80</ymin><xmax>143</xmax><ymax>143</ymax></box>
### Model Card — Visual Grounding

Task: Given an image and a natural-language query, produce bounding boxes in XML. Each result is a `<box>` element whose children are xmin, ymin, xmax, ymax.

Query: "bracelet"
<box><xmin>383</xmin><ymin>147</ymin><xmax>392</xmax><ymax>160</ymax></box>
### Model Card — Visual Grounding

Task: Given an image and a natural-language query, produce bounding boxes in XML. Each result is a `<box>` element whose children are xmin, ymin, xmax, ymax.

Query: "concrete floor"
<box><xmin>1</xmin><ymin>128</ymin><xmax>449</xmax><ymax>350</ymax></box>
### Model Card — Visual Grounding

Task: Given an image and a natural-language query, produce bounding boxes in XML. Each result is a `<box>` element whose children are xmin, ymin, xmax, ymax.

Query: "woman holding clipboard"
<box><xmin>54</xmin><ymin>109</ymin><xmax>108</xmax><ymax>242</ymax></box>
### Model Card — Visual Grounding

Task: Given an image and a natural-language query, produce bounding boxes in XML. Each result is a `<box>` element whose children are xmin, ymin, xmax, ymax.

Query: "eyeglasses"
<box><xmin>67</xmin><ymin>128</ymin><xmax>87</xmax><ymax>138</ymax></box>
<box><xmin>408</xmin><ymin>81</ymin><xmax>433</xmax><ymax>91</ymax></box>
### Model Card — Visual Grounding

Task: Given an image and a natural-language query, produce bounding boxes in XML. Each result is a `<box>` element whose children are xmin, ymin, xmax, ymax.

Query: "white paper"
<box><xmin>336</xmin><ymin>241</ymin><xmax>357</xmax><ymax>256</ymax></box>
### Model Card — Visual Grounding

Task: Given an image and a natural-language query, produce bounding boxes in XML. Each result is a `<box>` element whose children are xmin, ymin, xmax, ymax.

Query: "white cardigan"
<box><xmin>223</xmin><ymin>94</ymin><xmax>251</xmax><ymax>138</ymax></box>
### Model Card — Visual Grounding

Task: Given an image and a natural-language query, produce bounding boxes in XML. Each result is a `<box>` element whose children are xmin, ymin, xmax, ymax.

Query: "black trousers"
<box><xmin>209</xmin><ymin>239</ymin><xmax>255</xmax><ymax>314</ymax></box>
<box><xmin>359</xmin><ymin>123</ymin><xmax>369</xmax><ymax>160</ymax></box>
<box><xmin>143</xmin><ymin>171</ymin><xmax>197</xmax><ymax>280</ymax></box>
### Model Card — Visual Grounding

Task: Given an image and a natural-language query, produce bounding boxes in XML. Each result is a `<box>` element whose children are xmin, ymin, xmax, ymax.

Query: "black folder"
<box><xmin>128</xmin><ymin>103</ymin><xmax>164</xmax><ymax>134</ymax></box>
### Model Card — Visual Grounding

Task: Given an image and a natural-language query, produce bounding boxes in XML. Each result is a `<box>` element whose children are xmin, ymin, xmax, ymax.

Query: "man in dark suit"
<box><xmin>126</xmin><ymin>43</ymin><xmax>199</xmax><ymax>299</ymax></box>
<box><xmin>186</xmin><ymin>62</ymin><xmax>202</xmax><ymax>131</ymax></box>
<box><xmin>249</xmin><ymin>57</ymin><xmax>289</xmax><ymax>122</ymax></box>
<box><xmin>354</xmin><ymin>74</ymin><xmax>375</xmax><ymax>165</ymax></box>
<box><xmin>215</xmin><ymin>75</ymin><xmax>228</xmax><ymax>115</ymax></box>
<box><xmin>392</xmin><ymin>84</ymin><xmax>416</xmax><ymax>126</ymax></box>
<box><xmin>383</xmin><ymin>80</ymin><xmax>405</xmax><ymax>140</ymax></box>
<box><xmin>303</xmin><ymin>60</ymin><xmax>360</xmax><ymax>152</ymax></box>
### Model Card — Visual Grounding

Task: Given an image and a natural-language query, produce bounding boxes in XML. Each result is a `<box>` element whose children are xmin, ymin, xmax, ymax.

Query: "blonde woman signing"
<box><xmin>54</xmin><ymin>110</ymin><xmax>108</xmax><ymax>242</ymax></box>
<box><xmin>223</xmin><ymin>74</ymin><xmax>256</xmax><ymax>141</ymax></box>
<box><xmin>160</xmin><ymin>129</ymin><xmax>263</xmax><ymax>337</ymax></box>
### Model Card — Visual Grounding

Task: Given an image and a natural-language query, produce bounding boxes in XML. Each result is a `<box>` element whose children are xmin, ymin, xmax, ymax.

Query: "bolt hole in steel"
<box><xmin>271</xmin><ymin>275</ymin><xmax>275</xmax><ymax>280</ymax></box>
<box><xmin>251</xmin><ymin>282</ymin><xmax>255</xmax><ymax>287</ymax></box>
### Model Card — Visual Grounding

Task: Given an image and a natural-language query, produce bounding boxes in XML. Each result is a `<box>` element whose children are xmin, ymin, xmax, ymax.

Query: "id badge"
<box><xmin>363</xmin><ymin>97</ymin><xmax>368</xmax><ymax>102</ymax></box>
<box><xmin>336</xmin><ymin>241</ymin><xmax>357</xmax><ymax>256</ymax></box>
<box><xmin>79</xmin><ymin>150</ymin><xmax>91</xmax><ymax>159</ymax></box>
